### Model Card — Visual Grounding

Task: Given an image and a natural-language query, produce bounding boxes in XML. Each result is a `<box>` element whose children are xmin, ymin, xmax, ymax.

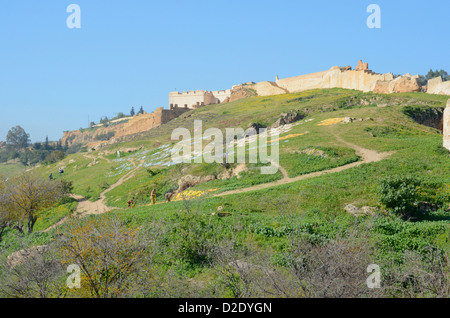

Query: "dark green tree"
<box><xmin>130</xmin><ymin>107</ymin><xmax>135</xmax><ymax>116</ymax></box>
<box><xmin>418</xmin><ymin>69</ymin><xmax>449</xmax><ymax>86</ymax></box>
<box><xmin>6</xmin><ymin>126</ymin><xmax>30</xmax><ymax>150</ymax></box>
<box><xmin>44</xmin><ymin>136</ymin><xmax>50</xmax><ymax>150</ymax></box>
<box><xmin>138</xmin><ymin>106</ymin><xmax>145</xmax><ymax>115</ymax></box>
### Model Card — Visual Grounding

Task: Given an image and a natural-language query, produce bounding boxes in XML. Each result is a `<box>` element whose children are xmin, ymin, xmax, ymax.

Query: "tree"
<box><xmin>44</xmin><ymin>136</ymin><xmax>50</xmax><ymax>150</ymax></box>
<box><xmin>130</xmin><ymin>107</ymin><xmax>135</xmax><ymax>117</ymax></box>
<box><xmin>100</xmin><ymin>117</ymin><xmax>109</xmax><ymax>127</ymax></box>
<box><xmin>56</xmin><ymin>140</ymin><xmax>62</xmax><ymax>151</ymax></box>
<box><xmin>56</xmin><ymin>214</ymin><xmax>154</xmax><ymax>298</ymax></box>
<box><xmin>0</xmin><ymin>177</ymin><xmax>14</xmax><ymax>242</ymax></box>
<box><xmin>138</xmin><ymin>106</ymin><xmax>144</xmax><ymax>115</ymax></box>
<box><xmin>426</xmin><ymin>69</ymin><xmax>448</xmax><ymax>81</ymax></box>
<box><xmin>418</xmin><ymin>69</ymin><xmax>449</xmax><ymax>86</ymax></box>
<box><xmin>6</xmin><ymin>126</ymin><xmax>30</xmax><ymax>150</ymax></box>
<box><xmin>2</xmin><ymin>174</ymin><xmax>66</xmax><ymax>233</ymax></box>
<box><xmin>44</xmin><ymin>150</ymin><xmax>65</xmax><ymax>164</ymax></box>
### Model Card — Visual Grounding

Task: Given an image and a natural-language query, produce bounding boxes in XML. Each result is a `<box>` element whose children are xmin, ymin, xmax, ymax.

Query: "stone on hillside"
<box><xmin>344</xmin><ymin>204</ymin><xmax>377</xmax><ymax>217</ymax></box>
<box><xmin>270</xmin><ymin>111</ymin><xmax>306</xmax><ymax>128</ymax></box>
<box><xmin>245</xmin><ymin>123</ymin><xmax>266</xmax><ymax>137</ymax></box>
<box><xmin>342</xmin><ymin>117</ymin><xmax>355</xmax><ymax>124</ymax></box>
<box><xmin>300</xmin><ymin>148</ymin><xmax>329</xmax><ymax>158</ymax></box>
<box><xmin>177</xmin><ymin>175</ymin><xmax>216</xmax><ymax>192</ymax></box>
<box><xmin>7</xmin><ymin>245</ymin><xmax>49</xmax><ymax>269</ymax></box>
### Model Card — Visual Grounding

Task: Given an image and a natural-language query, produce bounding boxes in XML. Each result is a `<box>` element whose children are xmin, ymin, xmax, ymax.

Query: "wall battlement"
<box><xmin>168</xmin><ymin>60</ymin><xmax>447</xmax><ymax>111</ymax></box>
<box><xmin>169</xmin><ymin>88</ymin><xmax>231</xmax><ymax>109</ymax></box>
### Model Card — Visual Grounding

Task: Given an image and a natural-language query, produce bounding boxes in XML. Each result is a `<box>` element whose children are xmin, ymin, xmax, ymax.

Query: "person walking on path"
<box><xmin>151</xmin><ymin>189</ymin><xmax>157</xmax><ymax>205</ymax></box>
<box><xmin>127</xmin><ymin>197</ymin><xmax>135</xmax><ymax>209</ymax></box>
<box><xmin>165</xmin><ymin>192</ymin><xmax>173</xmax><ymax>202</ymax></box>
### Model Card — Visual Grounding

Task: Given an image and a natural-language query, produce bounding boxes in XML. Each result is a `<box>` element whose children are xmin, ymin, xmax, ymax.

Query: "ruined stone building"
<box><xmin>169</xmin><ymin>89</ymin><xmax>232</xmax><ymax>110</ymax></box>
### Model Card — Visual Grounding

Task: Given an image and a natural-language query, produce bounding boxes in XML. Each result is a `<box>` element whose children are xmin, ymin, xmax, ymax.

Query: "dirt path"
<box><xmin>214</xmin><ymin>136</ymin><xmax>394</xmax><ymax>197</ymax></box>
<box><xmin>44</xmin><ymin>134</ymin><xmax>394</xmax><ymax>231</ymax></box>
<box><xmin>42</xmin><ymin>159</ymin><xmax>143</xmax><ymax>232</ymax></box>
<box><xmin>83</xmin><ymin>153</ymin><xmax>111</xmax><ymax>164</ymax></box>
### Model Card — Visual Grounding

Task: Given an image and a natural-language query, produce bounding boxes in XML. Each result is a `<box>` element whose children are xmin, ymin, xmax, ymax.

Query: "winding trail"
<box><xmin>43</xmin><ymin>134</ymin><xmax>394</xmax><ymax>232</ymax></box>
<box><xmin>43</xmin><ymin>159</ymin><xmax>144</xmax><ymax>232</ymax></box>
<box><xmin>214</xmin><ymin>135</ymin><xmax>394</xmax><ymax>197</ymax></box>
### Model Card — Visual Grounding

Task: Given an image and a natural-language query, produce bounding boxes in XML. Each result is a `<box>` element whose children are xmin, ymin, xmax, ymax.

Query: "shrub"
<box><xmin>44</xmin><ymin>150</ymin><xmax>65</xmax><ymax>164</ymax></box>
<box><xmin>94</xmin><ymin>132</ymin><xmax>115</xmax><ymax>141</ymax></box>
<box><xmin>378</xmin><ymin>176</ymin><xmax>422</xmax><ymax>218</ymax></box>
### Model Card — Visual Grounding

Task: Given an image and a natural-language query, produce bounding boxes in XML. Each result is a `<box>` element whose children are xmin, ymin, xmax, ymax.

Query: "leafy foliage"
<box><xmin>378</xmin><ymin>176</ymin><xmax>422</xmax><ymax>218</ymax></box>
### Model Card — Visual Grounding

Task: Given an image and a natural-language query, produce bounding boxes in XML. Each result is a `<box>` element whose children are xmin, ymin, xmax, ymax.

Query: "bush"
<box><xmin>44</xmin><ymin>151</ymin><xmax>65</xmax><ymax>164</ymax></box>
<box><xmin>94</xmin><ymin>132</ymin><xmax>115</xmax><ymax>141</ymax></box>
<box><xmin>378</xmin><ymin>176</ymin><xmax>422</xmax><ymax>218</ymax></box>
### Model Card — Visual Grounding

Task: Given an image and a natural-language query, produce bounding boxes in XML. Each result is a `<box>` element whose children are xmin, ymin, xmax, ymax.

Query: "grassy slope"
<box><xmin>2</xmin><ymin>89</ymin><xmax>449</xmax><ymax>260</ymax></box>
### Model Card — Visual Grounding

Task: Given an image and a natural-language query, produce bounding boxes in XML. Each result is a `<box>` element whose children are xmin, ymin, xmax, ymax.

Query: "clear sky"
<box><xmin>0</xmin><ymin>0</ymin><xmax>448</xmax><ymax>142</ymax></box>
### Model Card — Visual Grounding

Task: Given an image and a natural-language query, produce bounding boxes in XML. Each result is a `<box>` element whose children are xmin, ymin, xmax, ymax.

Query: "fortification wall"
<box><xmin>62</xmin><ymin>107</ymin><xmax>189</xmax><ymax>147</ymax></box>
<box><xmin>169</xmin><ymin>89</ymin><xmax>231</xmax><ymax>108</ymax></box>
<box><xmin>249</xmin><ymin>81</ymin><xmax>287</xmax><ymax>96</ymax></box>
<box><xmin>246</xmin><ymin>61</ymin><xmax>424</xmax><ymax>96</ymax></box>
<box><xmin>428</xmin><ymin>77</ymin><xmax>450</xmax><ymax>96</ymax></box>
<box><xmin>444</xmin><ymin>99</ymin><xmax>450</xmax><ymax>151</ymax></box>
<box><xmin>275</xmin><ymin>70</ymin><xmax>330</xmax><ymax>93</ymax></box>
<box><xmin>169</xmin><ymin>91</ymin><xmax>207</xmax><ymax>109</ymax></box>
<box><xmin>273</xmin><ymin>66</ymin><xmax>395</xmax><ymax>94</ymax></box>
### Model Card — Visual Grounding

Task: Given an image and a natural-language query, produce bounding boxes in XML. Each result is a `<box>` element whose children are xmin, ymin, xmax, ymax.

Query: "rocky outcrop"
<box><xmin>177</xmin><ymin>175</ymin><xmax>216</xmax><ymax>193</ymax></box>
<box><xmin>344</xmin><ymin>204</ymin><xmax>377</xmax><ymax>217</ymax></box>
<box><xmin>218</xmin><ymin>163</ymin><xmax>248</xmax><ymax>180</ymax></box>
<box><xmin>444</xmin><ymin>100</ymin><xmax>450</xmax><ymax>151</ymax></box>
<box><xmin>7</xmin><ymin>245</ymin><xmax>49</xmax><ymax>269</ymax></box>
<box><xmin>427</xmin><ymin>77</ymin><xmax>450</xmax><ymax>96</ymax></box>
<box><xmin>224</xmin><ymin>86</ymin><xmax>257</xmax><ymax>103</ymax></box>
<box><xmin>245</xmin><ymin>123</ymin><xmax>266</xmax><ymax>137</ymax></box>
<box><xmin>270</xmin><ymin>111</ymin><xmax>306</xmax><ymax>128</ymax></box>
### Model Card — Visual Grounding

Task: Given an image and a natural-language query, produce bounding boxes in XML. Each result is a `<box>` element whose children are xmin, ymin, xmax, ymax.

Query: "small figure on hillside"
<box><xmin>151</xmin><ymin>188</ymin><xmax>157</xmax><ymax>205</ymax></box>
<box><xmin>48</xmin><ymin>173</ymin><xmax>53</xmax><ymax>181</ymax></box>
<box><xmin>127</xmin><ymin>197</ymin><xmax>135</xmax><ymax>209</ymax></box>
<box><xmin>59</xmin><ymin>168</ymin><xmax>64</xmax><ymax>176</ymax></box>
<box><xmin>165</xmin><ymin>192</ymin><xmax>173</xmax><ymax>203</ymax></box>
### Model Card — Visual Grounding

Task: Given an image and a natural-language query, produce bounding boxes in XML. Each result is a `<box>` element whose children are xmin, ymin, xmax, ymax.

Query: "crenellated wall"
<box><xmin>169</xmin><ymin>89</ymin><xmax>231</xmax><ymax>109</ymax></box>
<box><xmin>248</xmin><ymin>61</ymin><xmax>421</xmax><ymax>96</ymax></box>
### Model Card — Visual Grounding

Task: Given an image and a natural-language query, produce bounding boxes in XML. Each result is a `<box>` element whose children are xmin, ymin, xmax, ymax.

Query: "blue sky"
<box><xmin>0</xmin><ymin>0</ymin><xmax>448</xmax><ymax>142</ymax></box>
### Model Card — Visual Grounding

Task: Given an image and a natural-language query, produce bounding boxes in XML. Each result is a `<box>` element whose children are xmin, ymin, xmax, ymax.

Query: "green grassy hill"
<box><xmin>1</xmin><ymin>88</ymin><xmax>449</xmax><ymax>297</ymax></box>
